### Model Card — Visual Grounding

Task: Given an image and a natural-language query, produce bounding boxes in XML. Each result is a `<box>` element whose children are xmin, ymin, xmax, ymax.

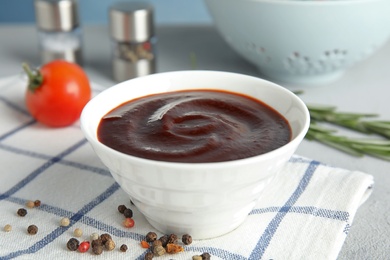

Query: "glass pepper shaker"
<box><xmin>109</xmin><ymin>1</ymin><xmax>156</xmax><ymax>82</ymax></box>
<box><xmin>34</xmin><ymin>0</ymin><xmax>83</xmax><ymax>65</ymax></box>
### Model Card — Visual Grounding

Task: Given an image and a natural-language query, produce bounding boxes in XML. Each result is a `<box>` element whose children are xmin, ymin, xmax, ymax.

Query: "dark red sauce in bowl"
<box><xmin>97</xmin><ymin>89</ymin><xmax>291</xmax><ymax>163</ymax></box>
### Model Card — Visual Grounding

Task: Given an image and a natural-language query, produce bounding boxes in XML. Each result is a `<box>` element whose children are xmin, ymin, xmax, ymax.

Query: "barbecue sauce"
<box><xmin>97</xmin><ymin>89</ymin><xmax>291</xmax><ymax>163</ymax></box>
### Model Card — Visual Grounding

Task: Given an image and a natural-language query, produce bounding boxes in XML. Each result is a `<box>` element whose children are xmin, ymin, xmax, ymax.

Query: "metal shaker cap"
<box><xmin>109</xmin><ymin>2</ymin><xmax>154</xmax><ymax>43</ymax></box>
<box><xmin>34</xmin><ymin>0</ymin><xmax>79</xmax><ymax>32</ymax></box>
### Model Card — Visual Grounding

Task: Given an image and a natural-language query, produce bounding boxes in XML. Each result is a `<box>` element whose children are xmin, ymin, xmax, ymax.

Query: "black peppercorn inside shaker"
<box><xmin>109</xmin><ymin>1</ymin><xmax>156</xmax><ymax>82</ymax></box>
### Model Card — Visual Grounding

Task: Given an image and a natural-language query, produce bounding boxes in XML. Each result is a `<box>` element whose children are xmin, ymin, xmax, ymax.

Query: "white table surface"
<box><xmin>0</xmin><ymin>25</ymin><xmax>389</xmax><ymax>259</ymax></box>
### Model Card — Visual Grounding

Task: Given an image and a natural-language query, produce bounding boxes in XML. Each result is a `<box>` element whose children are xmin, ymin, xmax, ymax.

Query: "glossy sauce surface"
<box><xmin>97</xmin><ymin>89</ymin><xmax>291</xmax><ymax>163</ymax></box>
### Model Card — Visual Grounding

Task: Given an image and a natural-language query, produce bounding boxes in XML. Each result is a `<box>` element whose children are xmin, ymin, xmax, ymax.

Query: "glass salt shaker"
<box><xmin>34</xmin><ymin>0</ymin><xmax>83</xmax><ymax>65</ymax></box>
<box><xmin>109</xmin><ymin>1</ymin><xmax>156</xmax><ymax>82</ymax></box>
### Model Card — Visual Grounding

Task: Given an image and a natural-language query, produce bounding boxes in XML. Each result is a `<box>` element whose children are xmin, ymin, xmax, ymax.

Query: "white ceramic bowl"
<box><xmin>204</xmin><ymin>0</ymin><xmax>390</xmax><ymax>84</ymax></box>
<box><xmin>80</xmin><ymin>71</ymin><xmax>310</xmax><ymax>239</ymax></box>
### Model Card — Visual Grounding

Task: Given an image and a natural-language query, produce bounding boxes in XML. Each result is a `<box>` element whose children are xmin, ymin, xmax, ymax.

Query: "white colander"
<box><xmin>204</xmin><ymin>0</ymin><xmax>390</xmax><ymax>84</ymax></box>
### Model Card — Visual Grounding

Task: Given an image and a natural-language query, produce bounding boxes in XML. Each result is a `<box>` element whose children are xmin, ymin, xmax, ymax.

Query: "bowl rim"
<box><xmin>81</xmin><ymin>70</ymin><xmax>310</xmax><ymax>169</ymax></box>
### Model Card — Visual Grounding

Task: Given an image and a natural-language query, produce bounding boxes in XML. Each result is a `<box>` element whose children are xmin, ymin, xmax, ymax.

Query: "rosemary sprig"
<box><xmin>362</xmin><ymin>121</ymin><xmax>390</xmax><ymax>139</ymax></box>
<box><xmin>306</xmin><ymin>105</ymin><xmax>390</xmax><ymax>161</ymax></box>
<box><xmin>309</xmin><ymin>105</ymin><xmax>390</xmax><ymax>138</ymax></box>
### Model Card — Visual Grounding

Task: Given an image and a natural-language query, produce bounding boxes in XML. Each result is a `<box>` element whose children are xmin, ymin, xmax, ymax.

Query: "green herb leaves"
<box><xmin>306</xmin><ymin>105</ymin><xmax>390</xmax><ymax>161</ymax></box>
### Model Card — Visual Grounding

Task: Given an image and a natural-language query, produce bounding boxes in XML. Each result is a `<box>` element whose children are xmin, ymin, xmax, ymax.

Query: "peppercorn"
<box><xmin>91</xmin><ymin>237</ymin><xmax>104</xmax><ymax>255</ymax></box>
<box><xmin>123</xmin><ymin>218</ymin><xmax>135</xmax><ymax>228</ymax></box>
<box><xmin>60</xmin><ymin>217</ymin><xmax>70</xmax><ymax>227</ymax></box>
<box><xmin>167</xmin><ymin>233</ymin><xmax>178</xmax><ymax>244</ymax></box>
<box><xmin>26</xmin><ymin>200</ymin><xmax>35</xmax><ymax>208</ymax></box>
<box><xmin>105</xmin><ymin>239</ymin><xmax>116</xmax><ymax>251</ymax></box>
<box><xmin>73</xmin><ymin>228</ymin><xmax>83</xmax><ymax>237</ymax></box>
<box><xmin>193</xmin><ymin>256</ymin><xmax>203</xmax><ymax>260</ymax></box>
<box><xmin>67</xmin><ymin>238</ymin><xmax>80</xmax><ymax>251</ymax></box>
<box><xmin>92</xmin><ymin>245</ymin><xmax>103</xmax><ymax>255</ymax></box>
<box><xmin>123</xmin><ymin>208</ymin><xmax>133</xmax><ymax>218</ymax></box>
<box><xmin>100</xmin><ymin>233</ymin><xmax>112</xmax><ymax>244</ymax></box>
<box><xmin>34</xmin><ymin>200</ymin><xmax>41</xmax><ymax>207</ymax></box>
<box><xmin>144</xmin><ymin>252</ymin><xmax>154</xmax><ymax>260</ymax></box>
<box><xmin>27</xmin><ymin>225</ymin><xmax>38</xmax><ymax>235</ymax></box>
<box><xmin>118</xmin><ymin>204</ymin><xmax>127</xmax><ymax>214</ymax></box>
<box><xmin>4</xmin><ymin>224</ymin><xmax>12</xmax><ymax>232</ymax></box>
<box><xmin>159</xmin><ymin>235</ymin><xmax>169</xmax><ymax>247</ymax></box>
<box><xmin>153</xmin><ymin>245</ymin><xmax>166</xmax><ymax>256</ymax></box>
<box><xmin>166</xmin><ymin>243</ymin><xmax>184</xmax><ymax>254</ymax></box>
<box><xmin>78</xmin><ymin>241</ymin><xmax>90</xmax><ymax>253</ymax></box>
<box><xmin>90</xmin><ymin>232</ymin><xmax>99</xmax><ymax>241</ymax></box>
<box><xmin>152</xmin><ymin>239</ymin><xmax>162</xmax><ymax>248</ymax></box>
<box><xmin>182</xmin><ymin>234</ymin><xmax>193</xmax><ymax>245</ymax></box>
<box><xmin>120</xmin><ymin>244</ymin><xmax>128</xmax><ymax>252</ymax></box>
<box><xmin>145</xmin><ymin>231</ymin><xmax>157</xmax><ymax>242</ymax></box>
<box><xmin>17</xmin><ymin>208</ymin><xmax>27</xmax><ymax>217</ymax></box>
<box><xmin>201</xmin><ymin>252</ymin><xmax>211</xmax><ymax>260</ymax></box>
<box><xmin>91</xmin><ymin>238</ymin><xmax>103</xmax><ymax>248</ymax></box>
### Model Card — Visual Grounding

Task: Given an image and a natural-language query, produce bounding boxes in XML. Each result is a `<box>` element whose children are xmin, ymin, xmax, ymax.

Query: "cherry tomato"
<box><xmin>23</xmin><ymin>60</ymin><xmax>91</xmax><ymax>127</ymax></box>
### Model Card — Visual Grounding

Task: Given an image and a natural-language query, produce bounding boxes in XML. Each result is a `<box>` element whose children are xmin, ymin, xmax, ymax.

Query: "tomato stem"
<box><xmin>22</xmin><ymin>62</ymin><xmax>43</xmax><ymax>92</ymax></box>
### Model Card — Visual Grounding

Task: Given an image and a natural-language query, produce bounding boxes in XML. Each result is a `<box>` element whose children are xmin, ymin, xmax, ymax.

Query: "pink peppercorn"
<box><xmin>123</xmin><ymin>218</ymin><xmax>135</xmax><ymax>228</ymax></box>
<box><xmin>78</xmin><ymin>241</ymin><xmax>90</xmax><ymax>253</ymax></box>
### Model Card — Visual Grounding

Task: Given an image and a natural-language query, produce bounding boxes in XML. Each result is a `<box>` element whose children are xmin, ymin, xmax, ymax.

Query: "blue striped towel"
<box><xmin>0</xmin><ymin>75</ymin><xmax>373</xmax><ymax>260</ymax></box>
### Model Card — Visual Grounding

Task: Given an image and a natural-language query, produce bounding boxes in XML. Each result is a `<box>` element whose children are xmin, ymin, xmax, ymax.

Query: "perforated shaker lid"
<box><xmin>109</xmin><ymin>1</ymin><xmax>155</xmax><ymax>43</ymax></box>
<box><xmin>34</xmin><ymin>0</ymin><xmax>79</xmax><ymax>32</ymax></box>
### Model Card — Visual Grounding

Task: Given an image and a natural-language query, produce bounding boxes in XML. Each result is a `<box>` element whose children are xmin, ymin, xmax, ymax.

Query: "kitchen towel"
<box><xmin>0</xmin><ymin>75</ymin><xmax>373</xmax><ymax>260</ymax></box>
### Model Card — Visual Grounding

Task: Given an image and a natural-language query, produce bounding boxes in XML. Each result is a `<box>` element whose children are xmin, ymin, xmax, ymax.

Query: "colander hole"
<box><xmin>284</xmin><ymin>49</ymin><xmax>349</xmax><ymax>74</ymax></box>
<box><xmin>243</xmin><ymin>41</ymin><xmax>271</xmax><ymax>64</ymax></box>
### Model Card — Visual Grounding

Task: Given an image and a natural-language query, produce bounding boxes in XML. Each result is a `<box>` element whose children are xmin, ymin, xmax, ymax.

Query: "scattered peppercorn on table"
<box><xmin>0</xmin><ymin>25</ymin><xmax>389</xmax><ymax>260</ymax></box>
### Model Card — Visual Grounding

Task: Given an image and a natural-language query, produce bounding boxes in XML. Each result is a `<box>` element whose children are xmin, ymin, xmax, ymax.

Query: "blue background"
<box><xmin>0</xmin><ymin>0</ymin><xmax>212</xmax><ymax>25</ymax></box>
